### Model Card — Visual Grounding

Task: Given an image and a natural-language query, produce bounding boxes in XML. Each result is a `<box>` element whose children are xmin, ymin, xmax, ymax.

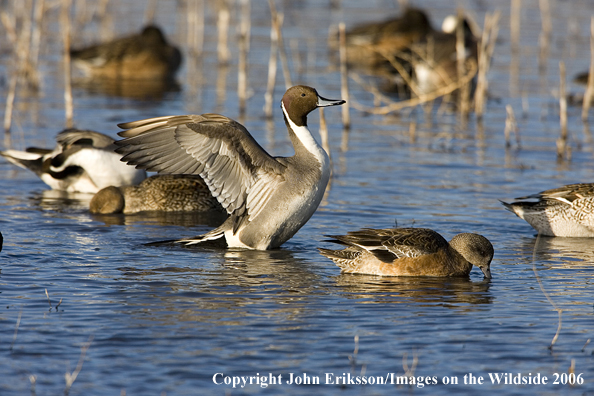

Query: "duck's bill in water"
<box><xmin>481</xmin><ymin>266</ymin><xmax>492</xmax><ymax>279</ymax></box>
<box><xmin>317</xmin><ymin>96</ymin><xmax>346</xmax><ymax>107</ymax></box>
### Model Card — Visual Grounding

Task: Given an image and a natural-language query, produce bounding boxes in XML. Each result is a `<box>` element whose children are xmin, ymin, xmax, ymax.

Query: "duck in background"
<box><xmin>338</xmin><ymin>8</ymin><xmax>479</xmax><ymax>97</ymax></box>
<box><xmin>1</xmin><ymin>129</ymin><xmax>146</xmax><ymax>193</ymax></box>
<box><xmin>501</xmin><ymin>183</ymin><xmax>594</xmax><ymax>237</ymax></box>
<box><xmin>340</xmin><ymin>8</ymin><xmax>433</xmax><ymax>70</ymax></box>
<box><xmin>70</xmin><ymin>25</ymin><xmax>182</xmax><ymax>80</ymax></box>
<box><xmin>319</xmin><ymin>227</ymin><xmax>493</xmax><ymax>278</ymax></box>
<box><xmin>90</xmin><ymin>175</ymin><xmax>224</xmax><ymax>214</ymax></box>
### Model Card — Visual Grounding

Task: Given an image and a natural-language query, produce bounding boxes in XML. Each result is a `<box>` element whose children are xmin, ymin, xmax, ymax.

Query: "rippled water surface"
<box><xmin>1</xmin><ymin>0</ymin><xmax>594</xmax><ymax>395</ymax></box>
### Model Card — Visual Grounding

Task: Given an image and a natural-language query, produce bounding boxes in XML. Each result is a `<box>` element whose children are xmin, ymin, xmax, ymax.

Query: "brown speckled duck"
<box><xmin>319</xmin><ymin>227</ymin><xmax>493</xmax><ymax>278</ymax></box>
<box><xmin>90</xmin><ymin>174</ymin><xmax>223</xmax><ymax>214</ymax></box>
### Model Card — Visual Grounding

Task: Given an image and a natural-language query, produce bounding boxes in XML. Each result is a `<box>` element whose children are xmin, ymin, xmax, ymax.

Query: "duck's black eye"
<box><xmin>301</xmin><ymin>93</ymin><xmax>306</xmax><ymax>97</ymax></box>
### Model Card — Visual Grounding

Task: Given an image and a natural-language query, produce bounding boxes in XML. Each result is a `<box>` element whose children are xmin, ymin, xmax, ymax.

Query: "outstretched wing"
<box><xmin>115</xmin><ymin>114</ymin><xmax>286</xmax><ymax>218</ymax></box>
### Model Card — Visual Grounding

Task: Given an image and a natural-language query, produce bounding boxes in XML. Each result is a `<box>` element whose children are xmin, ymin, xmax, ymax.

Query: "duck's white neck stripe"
<box><xmin>282</xmin><ymin>102</ymin><xmax>325</xmax><ymax>160</ymax></box>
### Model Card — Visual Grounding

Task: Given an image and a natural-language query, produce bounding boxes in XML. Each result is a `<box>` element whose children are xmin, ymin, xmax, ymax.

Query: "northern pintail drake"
<box><xmin>70</xmin><ymin>25</ymin><xmax>182</xmax><ymax>80</ymax></box>
<box><xmin>501</xmin><ymin>183</ymin><xmax>594</xmax><ymax>237</ymax></box>
<box><xmin>115</xmin><ymin>85</ymin><xmax>345</xmax><ymax>249</ymax></box>
<box><xmin>1</xmin><ymin>129</ymin><xmax>146</xmax><ymax>193</ymax></box>
<box><xmin>90</xmin><ymin>174</ymin><xmax>224</xmax><ymax>214</ymax></box>
<box><xmin>319</xmin><ymin>227</ymin><xmax>493</xmax><ymax>278</ymax></box>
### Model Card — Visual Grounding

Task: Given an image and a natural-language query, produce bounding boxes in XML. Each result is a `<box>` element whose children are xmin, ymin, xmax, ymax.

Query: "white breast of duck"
<box><xmin>224</xmin><ymin>92</ymin><xmax>334</xmax><ymax>250</ymax></box>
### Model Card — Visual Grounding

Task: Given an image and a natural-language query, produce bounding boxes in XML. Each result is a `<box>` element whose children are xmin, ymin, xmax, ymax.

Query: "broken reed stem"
<box><xmin>338</xmin><ymin>23</ymin><xmax>350</xmax><ymax>130</ymax></box>
<box><xmin>538</xmin><ymin>0</ymin><xmax>551</xmax><ymax>72</ymax></box>
<box><xmin>237</xmin><ymin>0</ymin><xmax>250</xmax><ymax>117</ymax></box>
<box><xmin>504</xmin><ymin>104</ymin><xmax>519</xmax><ymax>148</ymax></box>
<box><xmin>510</xmin><ymin>0</ymin><xmax>521</xmax><ymax>55</ymax></box>
<box><xmin>45</xmin><ymin>288</ymin><xmax>52</xmax><ymax>310</ymax></box>
<box><xmin>582</xmin><ymin>17</ymin><xmax>594</xmax><ymax>121</ymax></box>
<box><xmin>9</xmin><ymin>308</ymin><xmax>23</xmax><ymax>351</ymax></box>
<box><xmin>264</xmin><ymin>0</ymin><xmax>280</xmax><ymax>119</ymax></box>
<box><xmin>64</xmin><ymin>335</ymin><xmax>94</xmax><ymax>395</ymax></box>
<box><xmin>557</xmin><ymin>61</ymin><xmax>569</xmax><ymax>160</ymax></box>
<box><xmin>61</xmin><ymin>0</ymin><xmax>73</xmax><ymax>128</ymax></box>
<box><xmin>217</xmin><ymin>0</ymin><xmax>230</xmax><ymax>65</ymax></box>
<box><xmin>532</xmin><ymin>233</ymin><xmax>563</xmax><ymax>350</ymax></box>
<box><xmin>348</xmin><ymin>334</ymin><xmax>359</xmax><ymax>373</ymax></box>
<box><xmin>269</xmin><ymin>0</ymin><xmax>291</xmax><ymax>88</ymax></box>
<box><xmin>475</xmin><ymin>11</ymin><xmax>501</xmax><ymax>118</ymax></box>
<box><xmin>402</xmin><ymin>348</ymin><xmax>419</xmax><ymax>378</ymax></box>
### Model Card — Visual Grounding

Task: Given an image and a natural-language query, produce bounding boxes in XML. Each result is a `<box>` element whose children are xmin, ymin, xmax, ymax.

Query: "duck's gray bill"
<box><xmin>317</xmin><ymin>96</ymin><xmax>346</xmax><ymax>107</ymax></box>
<box><xmin>481</xmin><ymin>267</ymin><xmax>492</xmax><ymax>279</ymax></box>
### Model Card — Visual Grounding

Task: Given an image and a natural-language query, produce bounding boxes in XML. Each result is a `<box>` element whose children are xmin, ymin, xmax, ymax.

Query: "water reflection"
<box><xmin>530</xmin><ymin>236</ymin><xmax>594</xmax><ymax>268</ymax></box>
<box><xmin>333</xmin><ymin>274</ymin><xmax>493</xmax><ymax>307</ymax></box>
<box><xmin>113</xmin><ymin>247</ymin><xmax>323</xmax><ymax>324</ymax></box>
<box><xmin>90</xmin><ymin>210</ymin><xmax>227</xmax><ymax>228</ymax></box>
<box><xmin>29</xmin><ymin>190</ymin><xmax>93</xmax><ymax>212</ymax></box>
<box><xmin>73</xmin><ymin>77</ymin><xmax>181</xmax><ymax>100</ymax></box>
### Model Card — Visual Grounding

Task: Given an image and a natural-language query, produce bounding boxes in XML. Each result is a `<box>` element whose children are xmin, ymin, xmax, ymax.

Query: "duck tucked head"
<box><xmin>281</xmin><ymin>85</ymin><xmax>345</xmax><ymax>127</ymax></box>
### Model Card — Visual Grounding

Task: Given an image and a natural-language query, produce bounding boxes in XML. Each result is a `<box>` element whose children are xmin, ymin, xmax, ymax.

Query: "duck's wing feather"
<box><xmin>329</xmin><ymin>228</ymin><xmax>447</xmax><ymax>262</ymax></box>
<box><xmin>56</xmin><ymin>129</ymin><xmax>116</xmax><ymax>149</ymax></box>
<box><xmin>511</xmin><ymin>183</ymin><xmax>594</xmax><ymax>205</ymax></box>
<box><xmin>115</xmin><ymin>114</ymin><xmax>286</xmax><ymax>218</ymax></box>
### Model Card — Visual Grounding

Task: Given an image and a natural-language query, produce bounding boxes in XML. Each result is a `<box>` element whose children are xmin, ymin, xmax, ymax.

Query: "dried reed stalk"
<box><xmin>456</xmin><ymin>9</ymin><xmax>471</xmax><ymax>116</ymax></box>
<box><xmin>268</xmin><ymin>0</ymin><xmax>291</xmax><ymax>88</ymax></box>
<box><xmin>217</xmin><ymin>0</ymin><xmax>230</xmax><ymax>65</ymax></box>
<box><xmin>98</xmin><ymin>0</ymin><xmax>111</xmax><ymax>41</ymax></box>
<box><xmin>3</xmin><ymin>73</ymin><xmax>17</xmax><ymax>147</ymax></box>
<box><xmin>504</xmin><ymin>104</ymin><xmax>519</xmax><ymax>148</ymax></box>
<box><xmin>349</xmin><ymin>61</ymin><xmax>477</xmax><ymax>114</ymax></box>
<box><xmin>409</xmin><ymin>121</ymin><xmax>417</xmax><ymax>144</ymax></box>
<box><xmin>538</xmin><ymin>0</ymin><xmax>551</xmax><ymax>72</ymax></box>
<box><xmin>264</xmin><ymin>0</ymin><xmax>280</xmax><ymax>119</ymax></box>
<box><xmin>510</xmin><ymin>0</ymin><xmax>521</xmax><ymax>54</ymax></box>
<box><xmin>187</xmin><ymin>0</ymin><xmax>204</xmax><ymax>56</ymax></box>
<box><xmin>145</xmin><ymin>0</ymin><xmax>157</xmax><ymax>23</ymax></box>
<box><xmin>557</xmin><ymin>61</ymin><xmax>569</xmax><ymax>160</ymax></box>
<box><xmin>61</xmin><ymin>0</ymin><xmax>74</xmax><ymax>128</ymax></box>
<box><xmin>238</xmin><ymin>0</ymin><xmax>251</xmax><ymax>117</ymax></box>
<box><xmin>30</xmin><ymin>0</ymin><xmax>45</xmax><ymax>79</ymax></box>
<box><xmin>582</xmin><ymin>17</ymin><xmax>594</xmax><ymax>121</ymax></box>
<box><xmin>338</xmin><ymin>23</ymin><xmax>350</xmax><ymax>130</ymax></box>
<box><xmin>475</xmin><ymin>11</ymin><xmax>501</xmax><ymax>118</ymax></box>
<box><xmin>64</xmin><ymin>335</ymin><xmax>94</xmax><ymax>395</ymax></box>
<box><xmin>9</xmin><ymin>308</ymin><xmax>22</xmax><ymax>351</ymax></box>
